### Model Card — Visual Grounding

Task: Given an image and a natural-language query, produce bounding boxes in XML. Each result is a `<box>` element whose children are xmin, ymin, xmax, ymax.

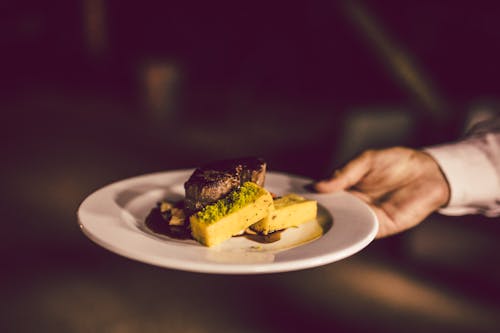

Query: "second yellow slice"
<box><xmin>251</xmin><ymin>194</ymin><xmax>317</xmax><ymax>235</ymax></box>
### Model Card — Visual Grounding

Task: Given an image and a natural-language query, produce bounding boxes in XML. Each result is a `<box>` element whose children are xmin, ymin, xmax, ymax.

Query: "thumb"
<box><xmin>314</xmin><ymin>150</ymin><xmax>374</xmax><ymax>192</ymax></box>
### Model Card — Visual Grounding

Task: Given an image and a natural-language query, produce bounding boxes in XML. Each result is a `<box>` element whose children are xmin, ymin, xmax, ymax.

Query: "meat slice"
<box><xmin>184</xmin><ymin>157</ymin><xmax>267</xmax><ymax>213</ymax></box>
<box><xmin>184</xmin><ymin>170</ymin><xmax>240</xmax><ymax>213</ymax></box>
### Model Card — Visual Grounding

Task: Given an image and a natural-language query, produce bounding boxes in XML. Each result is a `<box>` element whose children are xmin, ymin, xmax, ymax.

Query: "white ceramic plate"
<box><xmin>78</xmin><ymin>170</ymin><xmax>378</xmax><ymax>274</ymax></box>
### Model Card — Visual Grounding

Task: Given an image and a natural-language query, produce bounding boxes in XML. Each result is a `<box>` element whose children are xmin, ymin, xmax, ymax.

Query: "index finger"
<box><xmin>314</xmin><ymin>150</ymin><xmax>374</xmax><ymax>192</ymax></box>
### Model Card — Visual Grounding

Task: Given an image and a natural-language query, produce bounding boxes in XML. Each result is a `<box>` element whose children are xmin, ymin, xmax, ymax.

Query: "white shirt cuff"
<box><xmin>424</xmin><ymin>139</ymin><xmax>500</xmax><ymax>216</ymax></box>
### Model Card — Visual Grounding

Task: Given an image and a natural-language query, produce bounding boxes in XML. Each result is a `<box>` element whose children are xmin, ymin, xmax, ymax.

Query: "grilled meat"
<box><xmin>184</xmin><ymin>157</ymin><xmax>267</xmax><ymax>213</ymax></box>
<box><xmin>184</xmin><ymin>170</ymin><xmax>240</xmax><ymax>213</ymax></box>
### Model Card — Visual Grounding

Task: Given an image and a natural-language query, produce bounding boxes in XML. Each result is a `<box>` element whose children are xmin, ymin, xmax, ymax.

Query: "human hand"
<box><xmin>314</xmin><ymin>147</ymin><xmax>451</xmax><ymax>238</ymax></box>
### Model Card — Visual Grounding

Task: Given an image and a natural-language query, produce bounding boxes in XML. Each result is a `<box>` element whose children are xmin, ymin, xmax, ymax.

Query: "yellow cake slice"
<box><xmin>190</xmin><ymin>182</ymin><xmax>273</xmax><ymax>247</ymax></box>
<box><xmin>250</xmin><ymin>194</ymin><xmax>317</xmax><ymax>235</ymax></box>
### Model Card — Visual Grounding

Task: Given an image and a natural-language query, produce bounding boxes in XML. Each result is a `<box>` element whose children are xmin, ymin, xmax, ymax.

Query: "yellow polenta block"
<box><xmin>190</xmin><ymin>182</ymin><xmax>273</xmax><ymax>247</ymax></box>
<box><xmin>251</xmin><ymin>194</ymin><xmax>317</xmax><ymax>235</ymax></box>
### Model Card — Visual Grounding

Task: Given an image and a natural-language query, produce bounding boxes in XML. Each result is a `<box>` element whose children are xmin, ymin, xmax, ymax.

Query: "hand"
<box><xmin>314</xmin><ymin>147</ymin><xmax>451</xmax><ymax>238</ymax></box>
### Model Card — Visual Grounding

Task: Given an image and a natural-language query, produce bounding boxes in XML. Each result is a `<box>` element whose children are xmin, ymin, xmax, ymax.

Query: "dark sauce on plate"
<box><xmin>145</xmin><ymin>205</ymin><xmax>191</xmax><ymax>240</ymax></box>
<box><xmin>241</xmin><ymin>230</ymin><xmax>283</xmax><ymax>244</ymax></box>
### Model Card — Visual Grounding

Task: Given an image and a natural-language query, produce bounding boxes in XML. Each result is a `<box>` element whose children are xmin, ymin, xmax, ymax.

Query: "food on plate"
<box><xmin>145</xmin><ymin>200</ymin><xmax>190</xmax><ymax>239</ymax></box>
<box><xmin>251</xmin><ymin>194</ymin><xmax>317</xmax><ymax>235</ymax></box>
<box><xmin>184</xmin><ymin>157</ymin><xmax>266</xmax><ymax>213</ymax></box>
<box><xmin>189</xmin><ymin>182</ymin><xmax>273</xmax><ymax>247</ymax></box>
<box><xmin>145</xmin><ymin>157</ymin><xmax>319</xmax><ymax>247</ymax></box>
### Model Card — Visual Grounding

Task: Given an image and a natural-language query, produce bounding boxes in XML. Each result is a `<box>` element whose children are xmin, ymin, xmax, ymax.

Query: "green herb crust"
<box><xmin>195</xmin><ymin>182</ymin><xmax>262</xmax><ymax>223</ymax></box>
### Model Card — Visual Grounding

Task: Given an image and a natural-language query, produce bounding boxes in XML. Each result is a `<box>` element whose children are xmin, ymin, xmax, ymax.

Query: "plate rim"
<box><xmin>77</xmin><ymin>170</ymin><xmax>378</xmax><ymax>274</ymax></box>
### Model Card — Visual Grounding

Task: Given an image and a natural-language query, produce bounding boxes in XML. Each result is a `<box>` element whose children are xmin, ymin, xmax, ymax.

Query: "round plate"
<box><xmin>78</xmin><ymin>170</ymin><xmax>378</xmax><ymax>274</ymax></box>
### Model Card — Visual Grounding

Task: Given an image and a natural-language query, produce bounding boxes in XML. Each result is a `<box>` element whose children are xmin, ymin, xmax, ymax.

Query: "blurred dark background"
<box><xmin>1</xmin><ymin>1</ymin><xmax>499</xmax><ymax>332</ymax></box>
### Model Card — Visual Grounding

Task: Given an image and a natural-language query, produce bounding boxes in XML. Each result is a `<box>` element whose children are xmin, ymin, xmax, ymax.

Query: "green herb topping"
<box><xmin>196</xmin><ymin>182</ymin><xmax>262</xmax><ymax>223</ymax></box>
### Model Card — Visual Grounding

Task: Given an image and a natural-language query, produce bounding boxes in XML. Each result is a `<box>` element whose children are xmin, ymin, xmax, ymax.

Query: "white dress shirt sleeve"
<box><xmin>424</xmin><ymin>118</ymin><xmax>500</xmax><ymax>217</ymax></box>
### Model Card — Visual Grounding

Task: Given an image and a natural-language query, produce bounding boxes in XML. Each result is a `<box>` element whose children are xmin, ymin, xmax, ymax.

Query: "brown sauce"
<box><xmin>243</xmin><ymin>230</ymin><xmax>283</xmax><ymax>244</ymax></box>
<box><xmin>145</xmin><ymin>206</ymin><xmax>191</xmax><ymax>240</ymax></box>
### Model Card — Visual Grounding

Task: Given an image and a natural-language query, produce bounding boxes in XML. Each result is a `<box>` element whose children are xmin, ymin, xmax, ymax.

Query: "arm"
<box><xmin>424</xmin><ymin>118</ymin><xmax>500</xmax><ymax>216</ymax></box>
<box><xmin>314</xmin><ymin>117</ymin><xmax>500</xmax><ymax>238</ymax></box>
